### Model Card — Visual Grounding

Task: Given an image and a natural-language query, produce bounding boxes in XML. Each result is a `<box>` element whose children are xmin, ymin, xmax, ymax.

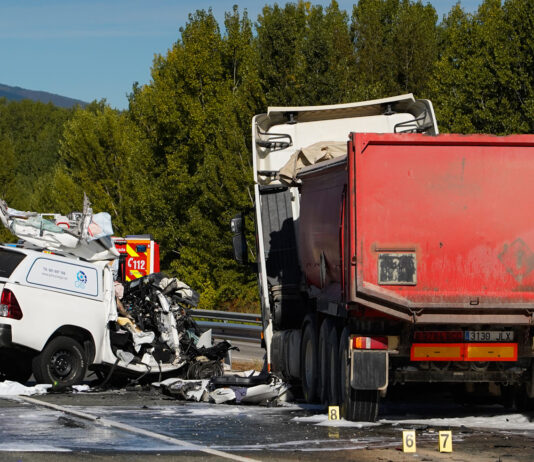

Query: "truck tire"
<box><xmin>300</xmin><ymin>319</ymin><xmax>319</xmax><ymax>403</ymax></box>
<box><xmin>287</xmin><ymin>329</ymin><xmax>301</xmax><ymax>380</ymax></box>
<box><xmin>339</xmin><ymin>327</ymin><xmax>380</xmax><ymax>422</ymax></box>
<box><xmin>32</xmin><ymin>336</ymin><xmax>87</xmax><ymax>387</ymax></box>
<box><xmin>326</xmin><ymin>324</ymin><xmax>341</xmax><ymax>405</ymax></box>
<box><xmin>271</xmin><ymin>330</ymin><xmax>290</xmax><ymax>380</ymax></box>
<box><xmin>0</xmin><ymin>351</ymin><xmax>33</xmax><ymax>383</ymax></box>
<box><xmin>318</xmin><ymin>318</ymin><xmax>334</xmax><ymax>405</ymax></box>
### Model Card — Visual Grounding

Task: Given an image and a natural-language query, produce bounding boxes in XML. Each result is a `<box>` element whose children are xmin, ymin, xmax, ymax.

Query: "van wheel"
<box><xmin>32</xmin><ymin>336</ymin><xmax>87</xmax><ymax>387</ymax></box>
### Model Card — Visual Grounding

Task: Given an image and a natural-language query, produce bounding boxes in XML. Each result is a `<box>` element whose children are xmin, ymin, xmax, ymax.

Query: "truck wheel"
<box><xmin>300</xmin><ymin>320</ymin><xmax>319</xmax><ymax>403</ymax></box>
<box><xmin>318</xmin><ymin>318</ymin><xmax>334</xmax><ymax>405</ymax></box>
<box><xmin>347</xmin><ymin>389</ymin><xmax>380</xmax><ymax>422</ymax></box>
<box><xmin>326</xmin><ymin>324</ymin><xmax>340</xmax><ymax>405</ymax></box>
<box><xmin>32</xmin><ymin>336</ymin><xmax>87</xmax><ymax>387</ymax></box>
<box><xmin>0</xmin><ymin>351</ymin><xmax>33</xmax><ymax>383</ymax></box>
<box><xmin>339</xmin><ymin>327</ymin><xmax>380</xmax><ymax>422</ymax></box>
<box><xmin>516</xmin><ymin>363</ymin><xmax>534</xmax><ymax>411</ymax></box>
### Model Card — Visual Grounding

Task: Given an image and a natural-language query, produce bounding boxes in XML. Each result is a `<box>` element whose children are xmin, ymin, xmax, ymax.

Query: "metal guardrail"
<box><xmin>191</xmin><ymin>309</ymin><xmax>262</xmax><ymax>344</ymax></box>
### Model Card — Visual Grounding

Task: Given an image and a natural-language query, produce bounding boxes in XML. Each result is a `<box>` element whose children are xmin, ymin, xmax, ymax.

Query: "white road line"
<box><xmin>17</xmin><ymin>395</ymin><xmax>260</xmax><ymax>462</ymax></box>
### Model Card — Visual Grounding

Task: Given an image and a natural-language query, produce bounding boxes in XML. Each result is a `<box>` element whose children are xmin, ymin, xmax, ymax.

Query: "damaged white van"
<box><xmin>0</xmin><ymin>246</ymin><xmax>118</xmax><ymax>385</ymax></box>
<box><xmin>0</xmin><ymin>197</ymin><xmax>229</xmax><ymax>386</ymax></box>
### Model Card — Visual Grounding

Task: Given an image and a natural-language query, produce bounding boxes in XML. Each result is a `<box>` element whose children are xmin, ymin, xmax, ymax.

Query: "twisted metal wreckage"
<box><xmin>0</xmin><ymin>196</ymin><xmax>288</xmax><ymax>405</ymax></box>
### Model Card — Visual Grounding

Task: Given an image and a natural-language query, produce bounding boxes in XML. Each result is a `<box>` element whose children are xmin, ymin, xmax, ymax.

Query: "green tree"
<box><xmin>256</xmin><ymin>1</ymin><xmax>356</xmax><ymax>106</ymax></box>
<box><xmin>129</xmin><ymin>9</ymin><xmax>258</xmax><ymax>311</ymax></box>
<box><xmin>300</xmin><ymin>1</ymin><xmax>356</xmax><ymax>104</ymax></box>
<box><xmin>51</xmin><ymin>101</ymin><xmax>153</xmax><ymax>236</ymax></box>
<box><xmin>0</xmin><ymin>98</ymin><xmax>72</xmax><ymax>209</ymax></box>
<box><xmin>0</xmin><ymin>135</ymin><xmax>18</xmax><ymax>242</ymax></box>
<box><xmin>351</xmin><ymin>0</ymin><xmax>438</xmax><ymax>99</ymax></box>
<box><xmin>431</xmin><ymin>0</ymin><xmax>534</xmax><ymax>134</ymax></box>
<box><xmin>256</xmin><ymin>2</ymin><xmax>308</xmax><ymax>105</ymax></box>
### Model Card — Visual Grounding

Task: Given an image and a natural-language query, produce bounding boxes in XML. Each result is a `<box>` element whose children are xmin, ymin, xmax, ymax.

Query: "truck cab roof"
<box><xmin>253</xmin><ymin>94</ymin><xmax>438</xmax><ymax>185</ymax></box>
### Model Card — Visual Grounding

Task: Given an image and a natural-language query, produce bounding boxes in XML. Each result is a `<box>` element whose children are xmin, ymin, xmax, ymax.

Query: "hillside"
<box><xmin>0</xmin><ymin>83</ymin><xmax>87</xmax><ymax>109</ymax></box>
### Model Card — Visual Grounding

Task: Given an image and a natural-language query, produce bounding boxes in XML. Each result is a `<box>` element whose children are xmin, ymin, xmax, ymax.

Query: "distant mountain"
<box><xmin>0</xmin><ymin>83</ymin><xmax>87</xmax><ymax>109</ymax></box>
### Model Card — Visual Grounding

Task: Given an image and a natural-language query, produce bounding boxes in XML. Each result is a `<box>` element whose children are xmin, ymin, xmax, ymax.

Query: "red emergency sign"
<box><xmin>112</xmin><ymin>235</ymin><xmax>160</xmax><ymax>281</ymax></box>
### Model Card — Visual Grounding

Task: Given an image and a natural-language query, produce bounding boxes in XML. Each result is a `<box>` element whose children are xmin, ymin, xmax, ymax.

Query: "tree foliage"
<box><xmin>431</xmin><ymin>0</ymin><xmax>534</xmax><ymax>134</ymax></box>
<box><xmin>351</xmin><ymin>0</ymin><xmax>438</xmax><ymax>99</ymax></box>
<box><xmin>128</xmin><ymin>8</ymin><xmax>260</xmax><ymax>310</ymax></box>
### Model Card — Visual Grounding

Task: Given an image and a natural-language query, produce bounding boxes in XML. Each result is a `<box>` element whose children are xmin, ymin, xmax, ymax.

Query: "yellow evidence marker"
<box><xmin>328</xmin><ymin>406</ymin><xmax>340</xmax><ymax>420</ymax></box>
<box><xmin>402</xmin><ymin>430</ymin><xmax>416</xmax><ymax>453</ymax></box>
<box><xmin>439</xmin><ymin>431</ymin><xmax>453</xmax><ymax>452</ymax></box>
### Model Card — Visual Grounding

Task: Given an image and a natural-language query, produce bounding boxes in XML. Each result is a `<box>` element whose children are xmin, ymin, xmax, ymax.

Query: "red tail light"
<box><xmin>352</xmin><ymin>335</ymin><xmax>388</xmax><ymax>350</ymax></box>
<box><xmin>0</xmin><ymin>289</ymin><xmax>23</xmax><ymax>320</ymax></box>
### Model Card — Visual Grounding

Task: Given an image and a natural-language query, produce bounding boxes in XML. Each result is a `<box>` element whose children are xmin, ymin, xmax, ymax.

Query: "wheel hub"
<box><xmin>50</xmin><ymin>350</ymin><xmax>73</xmax><ymax>378</ymax></box>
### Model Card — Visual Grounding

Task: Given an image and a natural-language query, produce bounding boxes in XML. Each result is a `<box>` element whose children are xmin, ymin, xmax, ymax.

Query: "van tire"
<box><xmin>32</xmin><ymin>336</ymin><xmax>87</xmax><ymax>387</ymax></box>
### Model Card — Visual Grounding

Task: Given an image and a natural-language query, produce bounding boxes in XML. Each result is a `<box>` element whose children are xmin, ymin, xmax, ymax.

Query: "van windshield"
<box><xmin>0</xmin><ymin>247</ymin><xmax>26</xmax><ymax>278</ymax></box>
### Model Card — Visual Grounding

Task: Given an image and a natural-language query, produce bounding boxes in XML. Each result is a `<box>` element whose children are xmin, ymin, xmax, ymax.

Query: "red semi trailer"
<box><xmin>232</xmin><ymin>94</ymin><xmax>534</xmax><ymax>421</ymax></box>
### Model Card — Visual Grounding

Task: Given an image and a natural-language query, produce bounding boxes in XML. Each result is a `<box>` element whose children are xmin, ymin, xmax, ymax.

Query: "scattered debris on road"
<box><xmin>154</xmin><ymin>369</ymin><xmax>290</xmax><ymax>405</ymax></box>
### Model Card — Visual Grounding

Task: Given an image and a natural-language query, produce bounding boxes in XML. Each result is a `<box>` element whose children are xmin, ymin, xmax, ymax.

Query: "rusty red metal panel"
<box><xmin>352</xmin><ymin>133</ymin><xmax>534</xmax><ymax>315</ymax></box>
<box><xmin>298</xmin><ymin>164</ymin><xmax>346</xmax><ymax>291</ymax></box>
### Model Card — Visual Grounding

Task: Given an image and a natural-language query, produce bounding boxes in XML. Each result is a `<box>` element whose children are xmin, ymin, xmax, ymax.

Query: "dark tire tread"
<box><xmin>32</xmin><ymin>336</ymin><xmax>87</xmax><ymax>387</ymax></box>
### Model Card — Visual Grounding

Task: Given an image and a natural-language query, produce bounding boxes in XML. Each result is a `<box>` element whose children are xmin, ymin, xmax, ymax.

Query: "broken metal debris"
<box><xmin>154</xmin><ymin>370</ymin><xmax>290</xmax><ymax>405</ymax></box>
<box><xmin>0</xmin><ymin>194</ymin><xmax>119</xmax><ymax>261</ymax></box>
<box><xmin>109</xmin><ymin>272</ymin><xmax>235</xmax><ymax>382</ymax></box>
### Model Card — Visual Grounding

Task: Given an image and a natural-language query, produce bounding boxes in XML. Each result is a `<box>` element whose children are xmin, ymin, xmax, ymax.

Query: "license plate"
<box><xmin>464</xmin><ymin>331</ymin><xmax>514</xmax><ymax>342</ymax></box>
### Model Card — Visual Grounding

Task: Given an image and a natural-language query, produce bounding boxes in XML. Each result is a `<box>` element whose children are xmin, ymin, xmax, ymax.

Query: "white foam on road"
<box><xmin>293</xmin><ymin>410</ymin><xmax>534</xmax><ymax>433</ymax></box>
<box><xmin>292</xmin><ymin>414</ymin><xmax>381</xmax><ymax>428</ymax></box>
<box><xmin>0</xmin><ymin>381</ymin><xmax>50</xmax><ymax>396</ymax></box>
<box><xmin>0</xmin><ymin>443</ymin><xmax>71</xmax><ymax>452</ymax></box>
<box><xmin>0</xmin><ymin>380</ymin><xmax>91</xmax><ymax>396</ymax></box>
<box><xmin>382</xmin><ymin>412</ymin><xmax>534</xmax><ymax>431</ymax></box>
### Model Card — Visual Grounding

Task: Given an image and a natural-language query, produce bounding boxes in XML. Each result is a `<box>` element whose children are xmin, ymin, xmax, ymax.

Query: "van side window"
<box><xmin>0</xmin><ymin>248</ymin><xmax>26</xmax><ymax>278</ymax></box>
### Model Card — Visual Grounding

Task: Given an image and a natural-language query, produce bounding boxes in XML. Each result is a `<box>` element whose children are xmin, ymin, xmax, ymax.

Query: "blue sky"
<box><xmin>1</xmin><ymin>0</ymin><xmax>482</xmax><ymax>110</ymax></box>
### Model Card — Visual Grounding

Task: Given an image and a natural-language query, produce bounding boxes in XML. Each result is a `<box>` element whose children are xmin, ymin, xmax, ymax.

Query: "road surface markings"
<box><xmin>17</xmin><ymin>395</ymin><xmax>260</xmax><ymax>462</ymax></box>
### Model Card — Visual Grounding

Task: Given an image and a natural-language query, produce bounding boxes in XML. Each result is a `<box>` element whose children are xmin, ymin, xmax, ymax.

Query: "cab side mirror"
<box><xmin>231</xmin><ymin>213</ymin><xmax>248</xmax><ymax>265</ymax></box>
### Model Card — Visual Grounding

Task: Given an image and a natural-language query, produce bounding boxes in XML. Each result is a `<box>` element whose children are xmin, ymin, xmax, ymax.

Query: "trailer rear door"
<box><xmin>350</xmin><ymin>133</ymin><xmax>534</xmax><ymax>324</ymax></box>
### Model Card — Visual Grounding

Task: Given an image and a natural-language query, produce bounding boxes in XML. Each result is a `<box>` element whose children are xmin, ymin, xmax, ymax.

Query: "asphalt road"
<box><xmin>1</xmin><ymin>384</ymin><xmax>534</xmax><ymax>461</ymax></box>
<box><xmin>227</xmin><ymin>340</ymin><xmax>264</xmax><ymax>367</ymax></box>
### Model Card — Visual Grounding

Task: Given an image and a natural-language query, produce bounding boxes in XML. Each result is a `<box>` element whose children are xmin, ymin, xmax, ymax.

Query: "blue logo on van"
<box><xmin>75</xmin><ymin>270</ymin><xmax>87</xmax><ymax>289</ymax></box>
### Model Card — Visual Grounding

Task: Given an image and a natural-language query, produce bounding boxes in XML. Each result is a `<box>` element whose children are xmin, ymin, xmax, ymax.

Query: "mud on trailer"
<box><xmin>232</xmin><ymin>94</ymin><xmax>534</xmax><ymax>421</ymax></box>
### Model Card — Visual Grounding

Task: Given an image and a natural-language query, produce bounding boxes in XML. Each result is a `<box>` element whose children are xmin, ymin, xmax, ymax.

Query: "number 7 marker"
<box><xmin>439</xmin><ymin>431</ymin><xmax>453</xmax><ymax>452</ymax></box>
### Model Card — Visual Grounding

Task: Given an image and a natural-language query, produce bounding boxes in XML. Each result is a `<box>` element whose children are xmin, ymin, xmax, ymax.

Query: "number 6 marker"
<box><xmin>403</xmin><ymin>430</ymin><xmax>416</xmax><ymax>453</ymax></box>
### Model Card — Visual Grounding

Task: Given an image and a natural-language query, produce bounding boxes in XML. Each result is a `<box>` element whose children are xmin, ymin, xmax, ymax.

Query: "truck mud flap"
<box><xmin>351</xmin><ymin>350</ymin><xmax>388</xmax><ymax>390</ymax></box>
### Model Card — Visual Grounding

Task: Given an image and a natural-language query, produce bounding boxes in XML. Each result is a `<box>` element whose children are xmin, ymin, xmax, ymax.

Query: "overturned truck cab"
<box><xmin>233</xmin><ymin>94</ymin><xmax>534</xmax><ymax>421</ymax></box>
